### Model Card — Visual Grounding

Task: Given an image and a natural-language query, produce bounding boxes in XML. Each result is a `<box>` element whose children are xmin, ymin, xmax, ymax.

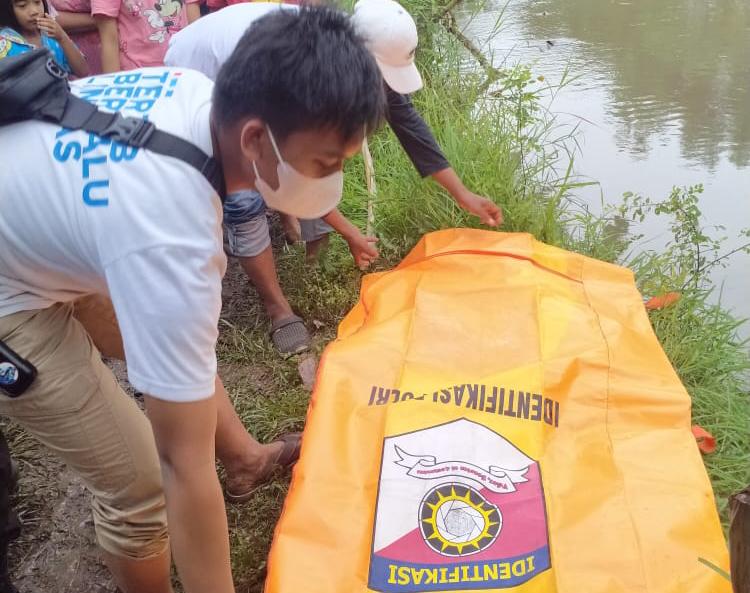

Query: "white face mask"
<box><xmin>252</xmin><ymin>127</ymin><xmax>344</xmax><ymax>220</ymax></box>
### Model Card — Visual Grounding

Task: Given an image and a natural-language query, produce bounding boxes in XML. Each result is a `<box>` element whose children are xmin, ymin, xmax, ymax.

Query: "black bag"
<box><xmin>0</xmin><ymin>48</ymin><xmax>224</xmax><ymax>197</ymax></box>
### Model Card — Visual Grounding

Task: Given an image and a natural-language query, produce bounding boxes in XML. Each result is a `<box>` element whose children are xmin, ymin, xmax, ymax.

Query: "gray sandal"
<box><xmin>270</xmin><ymin>315</ymin><xmax>310</xmax><ymax>357</ymax></box>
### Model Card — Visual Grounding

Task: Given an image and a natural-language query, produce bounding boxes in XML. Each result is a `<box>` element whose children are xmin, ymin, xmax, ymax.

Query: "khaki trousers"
<box><xmin>0</xmin><ymin>301</ymin><xmax>168</xmax><ymax>559</ymax></box>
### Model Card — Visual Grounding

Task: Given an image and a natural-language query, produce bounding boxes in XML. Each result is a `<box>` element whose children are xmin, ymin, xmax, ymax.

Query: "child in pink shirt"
<box><xmin>93</xmin><ymin>0</ymin><xmax>198</xmax><ymax>71</ymax></box>
<box><xmin>50</xmin><ymin>0</ymin><xmax>103</xmax><ymax>74</ymax></box>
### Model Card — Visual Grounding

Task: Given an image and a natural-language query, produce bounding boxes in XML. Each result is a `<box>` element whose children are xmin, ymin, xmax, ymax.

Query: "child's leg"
<box><xmin>238</xmin><ymin>247</ymin><xmax>294</xmax><ymax>322</ymax></box>
<box><xmin>300</xmin><ymin>218</ymin><xmax>334</xmax><ymax>262</ymax></box>
<box><xmin>279</xmin><ymin>213</ymin><xmax>302</xmax><ymax>244</ymax></box>
<box><xmin>224</xmin><ymin>216</ymin><xmax>310</xmax><ymax>355</ymax></box>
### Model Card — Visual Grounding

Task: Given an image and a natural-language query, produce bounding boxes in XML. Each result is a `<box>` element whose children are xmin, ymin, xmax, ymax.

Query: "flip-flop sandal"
<box><xmin>270</xmin><ymin>315</ymin><xmax>310</xmax><ymax>357</ymax></box>
<box><xmin>225</xmin><ymin>433</ymin><xmax>303</xmax><ymax>504</ymax></box>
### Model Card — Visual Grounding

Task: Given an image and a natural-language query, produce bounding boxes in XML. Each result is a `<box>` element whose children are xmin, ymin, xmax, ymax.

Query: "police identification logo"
<box><xmin>368</xmin><ymin>418</ymin><xmax>551</xmax><ymax>592</ymax></box>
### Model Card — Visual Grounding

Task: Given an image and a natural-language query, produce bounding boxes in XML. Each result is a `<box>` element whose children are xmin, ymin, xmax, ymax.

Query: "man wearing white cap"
<box><xmin>166</xmin><ymin>0</ymin><xmax>503</xmax><ymax>356</ymax></box>
<box><xmin>355</xmin><ymin>0</ymin><xmax>423</xmax><ymax>93</ymax></box>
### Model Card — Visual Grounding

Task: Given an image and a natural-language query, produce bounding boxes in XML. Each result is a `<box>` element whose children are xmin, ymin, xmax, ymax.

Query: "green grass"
<box><xmin>647</xmin><ymin>289</ymin><xmax>750</xmax><ymax>520</ymax></box>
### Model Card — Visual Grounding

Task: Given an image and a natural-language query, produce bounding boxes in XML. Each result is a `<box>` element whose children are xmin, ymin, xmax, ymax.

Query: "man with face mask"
<box><xmin>165</xmin><ymin>0</ymin><xmax>503</xmax><ymax>356</ymax></box>
<box><xmin>0</xmin><ymin>7</ymin><xmax>384</xmax><ymax>593</ymax></box>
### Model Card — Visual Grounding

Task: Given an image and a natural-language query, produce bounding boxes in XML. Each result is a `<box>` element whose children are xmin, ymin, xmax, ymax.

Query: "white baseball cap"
<box><xmin>352</xmin><ymin>0</ymin><xmax>423</xmax><ymax>94</ymax></box>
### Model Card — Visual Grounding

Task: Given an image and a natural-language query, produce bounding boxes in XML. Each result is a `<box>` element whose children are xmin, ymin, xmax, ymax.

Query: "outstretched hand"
<box><xmin>346</xmin><ymin>233</ymin><xmax>379</xmax><ymax>270</ymax></box>
<box><xmin>458</xmin><ymin>191</ymin><xmax>504</xmax><ymax>227</ymax></box>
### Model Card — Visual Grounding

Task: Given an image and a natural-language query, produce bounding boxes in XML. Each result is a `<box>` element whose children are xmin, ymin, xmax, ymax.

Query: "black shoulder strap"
<box><xmin>61</xmin><ymin>96</ymin><xmax>225</xmax><ymax>197</ymax></box>
<box><xmin>0</xmin><ymin>48</ymin><xmax>225</xmax><ymax>198</ymax></box>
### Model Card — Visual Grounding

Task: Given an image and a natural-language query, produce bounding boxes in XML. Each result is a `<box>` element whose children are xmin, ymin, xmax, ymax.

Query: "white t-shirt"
<box><xmin>0</xmin><ymin>68</ymin><xmax>226</xmax><ymax>402</ymax></box>
<box><xmin>165</xmin><ymin>2</ymin><xmax>298</xmax><ymax>80</ymax></box>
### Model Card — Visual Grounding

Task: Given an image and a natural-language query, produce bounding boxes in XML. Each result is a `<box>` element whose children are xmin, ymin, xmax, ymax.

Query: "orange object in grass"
<box><xmin>692</xmin><ymin>425</ymin><xmax>717</xmax><ymax>454</ymax></box>
<box><xmin>645</xmin><ymin>291</ymin><xmax>681</xmax><ymax>310</ymax></box>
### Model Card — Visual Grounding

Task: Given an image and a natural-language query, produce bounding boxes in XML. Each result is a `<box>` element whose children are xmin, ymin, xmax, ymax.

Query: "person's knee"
<box><xmin>224</xmin><ymin>215</ymin><xmax>272</xmax><ymax>259</ymax></box>
<box><xmin>299</xmin><ymin>218</ymin><xmax>334</xmax><ymax>243</ymax></box>
<box><xmin>91</xmin><ymin>463</ymin><xmax>169</xmax><ymax>560</ymax></box>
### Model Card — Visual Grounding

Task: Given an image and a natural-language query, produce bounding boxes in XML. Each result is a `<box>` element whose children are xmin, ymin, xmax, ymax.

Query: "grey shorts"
<box><xmin>223</xmin><ymin>215</ymin><xmax>271</xmax><ymax>258</ymax></box>
<box><xmin>299</xmin><ymin>218</ymin><xmax>334</xmax><ymax>243</ymax></box>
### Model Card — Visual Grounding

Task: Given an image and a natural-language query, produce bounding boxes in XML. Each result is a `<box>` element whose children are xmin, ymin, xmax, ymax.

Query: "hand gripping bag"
<box><xmin>266</xmin><ymin>229</ymin><xmax>730</xmax><ymax>593</ymax></box>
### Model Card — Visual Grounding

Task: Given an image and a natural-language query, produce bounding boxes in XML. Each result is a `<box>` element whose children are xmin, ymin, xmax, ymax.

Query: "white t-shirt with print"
<box><xmin>165</xmin><ymin>2</ymin><xmax>298</xmax><ymax>80</ymax></box>
<box><xmin>0</xmin><ymin>68</ymin><xmax>226</xmax><ymax>402</ymax></box>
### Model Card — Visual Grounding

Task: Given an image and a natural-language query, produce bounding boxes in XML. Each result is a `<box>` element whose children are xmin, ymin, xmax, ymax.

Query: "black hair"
<box><xmin>213</xmin><ymin>5</ymin><xmax>385</xmax><ymax>141</ymax></box>
<box><xmin>0</xmin><ymin>0</ymin><xmax>49</xmax><ymax>32</ymax></box>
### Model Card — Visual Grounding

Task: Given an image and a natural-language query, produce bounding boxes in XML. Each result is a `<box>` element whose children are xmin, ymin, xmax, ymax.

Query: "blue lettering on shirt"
<box><xmin>51</xmin><ymin>70</ymin><xmax>184</xmax><ymax>207</ymax></box>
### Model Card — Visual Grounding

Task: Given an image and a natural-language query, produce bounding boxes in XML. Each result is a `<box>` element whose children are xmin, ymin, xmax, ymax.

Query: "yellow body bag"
<box><xmin>266</xmin><ymin>230</ymin><xmax>730</xmax><ymax>593</ymax></box>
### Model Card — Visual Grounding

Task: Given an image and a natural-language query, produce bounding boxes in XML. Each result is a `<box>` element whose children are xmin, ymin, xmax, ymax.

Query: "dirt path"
<box><xmin>11</xmin><ymin>472</ymin><xmax>116</xmax><ymax>593</ymax></box>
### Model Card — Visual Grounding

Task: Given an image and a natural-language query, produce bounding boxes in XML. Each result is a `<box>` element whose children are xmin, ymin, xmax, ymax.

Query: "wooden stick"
<box><xmin>731</xmin><ymin>487</ymin><xmax>750</xmax><ymax>593</ymax></box>
<box><xmin>362</xmin><ymin>137</ymin><xmax>377</xmax><ymax>237</ymax></box>
<box><xmin>440</xmin><ymin>9</ymin><xmax>501</xmax><ymax>82</ymax></box>
<box><xmin>440</xmin><ymin>0</ymin><xmax>462</xmax><ymax>17</ymax></box>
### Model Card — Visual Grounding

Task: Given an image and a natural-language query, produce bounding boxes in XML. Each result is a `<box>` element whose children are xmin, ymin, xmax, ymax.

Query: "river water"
<box><xmin>460</xmin><ymin>0</ymin><xmax>750</xmax><ymax>325</ymax></box>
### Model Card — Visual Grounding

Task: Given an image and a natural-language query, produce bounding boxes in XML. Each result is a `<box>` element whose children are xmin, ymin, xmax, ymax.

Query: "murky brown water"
<box><xmin>462</xmin><ymin>0</ymin><xmax>750</xmax><ymax>325</ymax></box>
